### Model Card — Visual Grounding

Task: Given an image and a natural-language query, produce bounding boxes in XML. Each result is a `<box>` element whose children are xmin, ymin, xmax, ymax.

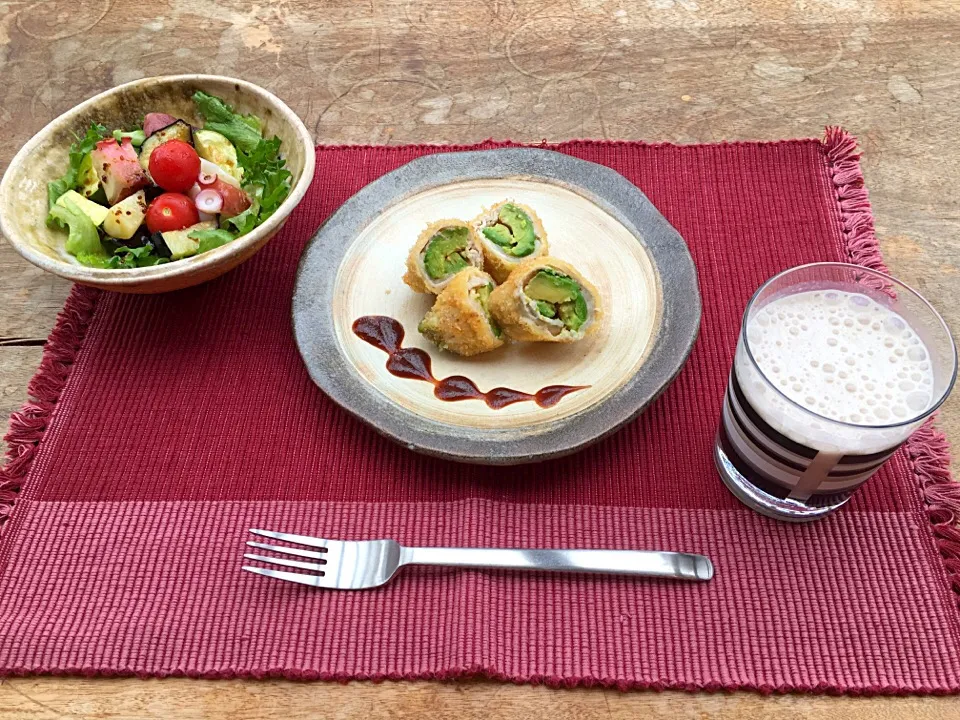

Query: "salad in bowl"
<box><xmin>48</xmin><ymin>92</ymin><xmax>291</xmax><ymax>269</ymax></box>
<box><xmin>0</xmin><ymin>75</ymin><xmax>314</xmax><ymax>293</ymax></box>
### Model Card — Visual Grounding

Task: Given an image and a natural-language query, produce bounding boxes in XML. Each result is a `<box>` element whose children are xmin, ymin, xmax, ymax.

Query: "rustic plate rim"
<box><xmin>292</xmin><ymin>147</ymin><xmax>701</xmax><ymax>464</ymax></box>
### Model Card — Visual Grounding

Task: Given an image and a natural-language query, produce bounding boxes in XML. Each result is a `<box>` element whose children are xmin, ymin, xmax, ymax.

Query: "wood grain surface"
<box><xmin>1</xmin><ymin>0</ymin><xmax>959</xmax><ymax>717</ymax></box>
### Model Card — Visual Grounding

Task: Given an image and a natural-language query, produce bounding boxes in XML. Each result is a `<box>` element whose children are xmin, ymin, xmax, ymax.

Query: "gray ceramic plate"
<box><xmin>293</xmin><ymin>148</ymin><xmax>700</xmax><ymax>464</ymax></box>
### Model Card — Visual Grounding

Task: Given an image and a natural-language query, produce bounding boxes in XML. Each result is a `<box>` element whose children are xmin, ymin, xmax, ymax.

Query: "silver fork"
<box><xmin>242</xmin><ymin>529</ymin><xmax>714</xmax><ymax>589</ymax></box>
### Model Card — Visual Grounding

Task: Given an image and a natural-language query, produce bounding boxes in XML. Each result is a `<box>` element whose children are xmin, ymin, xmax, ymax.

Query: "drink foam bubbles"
<box><xmin>747</xmin><ymin>290</ymin><xmax>935</xmax><ymax>426</ymax></box>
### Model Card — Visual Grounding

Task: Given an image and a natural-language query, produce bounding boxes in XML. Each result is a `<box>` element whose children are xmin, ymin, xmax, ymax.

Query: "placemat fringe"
<box><xmin>824</xmin><ymin>126</ymin><xmax>960</xmax><ymax>608</ymax></box>
<box><xmin>0</xmin><ymin>285</ymin><xmax>99</xmax><ymax>528</ymax></box>
<box><xmin>823</xmin><ymin>126</ymin><xmax>888</xmax><ymax>274</ymax></box>
<box><xmin>909</xmin><ymin>422</ymin><xmax>960</xmax><ymax>605</ymax></box>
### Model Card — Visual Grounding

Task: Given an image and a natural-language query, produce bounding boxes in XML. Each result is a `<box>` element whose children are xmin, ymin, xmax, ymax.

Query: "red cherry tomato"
<box><xmin>145</xmin><ymin>193</ymin><xmax>200</xmax><ymax>233</ymax></box>
<box><xmin>148</xmin><ymin>140</ymin><xmax>201</xmax><ymax>192</ymax></box>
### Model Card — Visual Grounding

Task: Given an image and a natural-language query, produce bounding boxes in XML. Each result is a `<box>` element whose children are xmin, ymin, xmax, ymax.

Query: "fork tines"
<box><xmin>242</xmin><ymin>529</ymin><xmax>331</xmax><ymax>586</ymax></box>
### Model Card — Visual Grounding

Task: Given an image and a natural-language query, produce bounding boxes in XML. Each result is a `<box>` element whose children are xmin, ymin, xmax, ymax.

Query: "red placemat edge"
<box><xmin>1</xmin><ymin>129</ymin><xmax>957</xmax><ymax>620</ymax></box>
<box><xmin>311</xmin><ymin>135</ymin><xmax>826</xmax><ymax>153</ymax></box>
<box><xmin>0</xmin><ymin>662</ymin><xmax>953</xmax><ymax>695</ymax></box>
<box><xmin>0</xmin><ymin>283</ymin><xmax>100</xmax><ymax>531</ymax></box>
<box><xmin>821</xmin><ymin>126</ymin><xmax>960</xmax><ymax>615</ymax></box>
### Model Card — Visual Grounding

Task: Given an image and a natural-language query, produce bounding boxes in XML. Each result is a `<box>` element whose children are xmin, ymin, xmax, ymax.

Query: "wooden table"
<box><xmin>1</xmin><ymin>0</ymin><xmax>958</xmax><ymax>717</ymax></box>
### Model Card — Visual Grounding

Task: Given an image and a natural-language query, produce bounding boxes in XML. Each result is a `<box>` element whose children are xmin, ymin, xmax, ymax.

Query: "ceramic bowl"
<box><xmin>0</xmin><ymin>74</ymin><xmax>315</xmax><ymax>293</ymax></box>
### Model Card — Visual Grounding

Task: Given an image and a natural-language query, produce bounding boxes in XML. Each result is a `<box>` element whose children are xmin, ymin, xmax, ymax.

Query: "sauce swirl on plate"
<box><xmin>352</xmin><ymin>315</ymin><xmax>586</xmax><ymax>409</ymax></box>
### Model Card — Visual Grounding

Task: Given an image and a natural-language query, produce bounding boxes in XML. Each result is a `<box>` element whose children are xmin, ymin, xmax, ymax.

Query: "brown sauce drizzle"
<box><xmin>352</xmin><ymin>315</ymin><xmax>587</xmax><ymax>410</ymax></box>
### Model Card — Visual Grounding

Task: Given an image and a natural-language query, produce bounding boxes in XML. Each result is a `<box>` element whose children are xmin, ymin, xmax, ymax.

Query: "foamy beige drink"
<box><xmin>715</xmin><ymin>264</ymin><xmax>956</xmax><ymax>522</ymax></box>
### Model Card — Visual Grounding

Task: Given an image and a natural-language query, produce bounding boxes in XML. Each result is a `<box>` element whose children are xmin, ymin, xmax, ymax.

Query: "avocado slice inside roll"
<box><xmin>423</xmin><ymin>226</ymin><xmax>472</xmax><ymax>280</ymax></box>
<box><xmin>473</xmin><ymin>282</ymin><xmax>502</xmax><ymax>337</ymax></box>
<box><xmin>524</xmin><ymin>269</ymin><xmax>588</xmax><ymax>332</ymax></box>
<box><xmin>417</xmin><ymin>269</ymin><xmax>504</xmax><ymax>356</ymax></box>
<box><xmin>481</xmin><ymin>203</ymin><xmax>537</xmax><ymax>258</ymax></box>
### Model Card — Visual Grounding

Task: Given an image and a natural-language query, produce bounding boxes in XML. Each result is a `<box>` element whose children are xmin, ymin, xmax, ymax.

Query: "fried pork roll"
<box><xmin>489</xmin><ymin>257</ymin><xmax>602</xmax><ymax>343</ymax></box>
<box><xmin>417</xmin><ymin>268</ymin><xmax>504</xmax><ymax>356</ymax></box>
<box><xmin>472</xmin><ymin>200</ymin><xmax>548</xmax><ymax>283</ymax></box>
<box><xmin>403</xmin><ymin>219</ymin><xmax>485</xmax><ymax>294</ymax></box>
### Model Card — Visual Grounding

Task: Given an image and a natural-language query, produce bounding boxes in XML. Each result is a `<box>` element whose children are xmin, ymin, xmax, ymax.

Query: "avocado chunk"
<box><xmin>536</xmin><ymin>301</ymin><xmax>557</xmax><ymax>318</ymax></box>
<box><xmin>194</xmin><ymin>129</ymin><xmax>243</xmax><ymax>182</ymax></box>
<box><xmin>55</xmin><ymin>190</ymin><xmax>109</xmax><ymax>226</ymax></box>
<box><xmin>160</xmin><ymin>220</ymin><xmax>216</xmax><ymax>260</ymax></box>
<box><xmin>481</xmin><ymin>224</ymin><xmax>513</xmax><ymax>248</ymax></box>
<box><xmin>76</xmin><ymin>153</ymin><xmax>100</xmax><ymax>198</ymax></box>
<box><xmin>474</xmin><ymin>283</ymin><xmax>492</xmax><ymax>307</ymax></box>
<box><xmin>481</xmin><ymin>203</ymin><xmax>537</xmax><ymax>257</ymax></box>
<box><xmin>525</xmin><ymin>270</ymin><xmax>579</xmax><ymax>304</ymax></box>
<box><xmin>102</xmin><ymin>190</ymin><xmax>147</xmax><ymax>240</ymax></box>
<box><xmin>525</xmin><ymin>269</ymin><xmax>588</xmax><ymax>331</ymax></box>
<box><xmin>417</xmin><ymin>313</ymin><xmax>445</xmax><ymax>349</ymax></box>
<box><xmin>49</xmin><ymin>198</ymin><xmax>105</xmax><ymax>259</ymax></box>
<box><xmin>558</xmin><ymin>295</ymin><xmax>588</xmax><ymax>332</ymax></box>
<box><xmin>472</xmin><ymin>282</ymin><xmax>502</xmax><ymax>337</ymax></box>
<box><xmin>423</xmin><ymin>226</ymin><xmax>471</xmax><ymax>280</ymax></box>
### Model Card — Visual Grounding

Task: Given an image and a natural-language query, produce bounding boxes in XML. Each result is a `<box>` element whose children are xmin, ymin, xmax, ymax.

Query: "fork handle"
<box><xmin>399</xmin><ymin>547</ymin><xmax>713</xmax><ymax>582</ymax></box>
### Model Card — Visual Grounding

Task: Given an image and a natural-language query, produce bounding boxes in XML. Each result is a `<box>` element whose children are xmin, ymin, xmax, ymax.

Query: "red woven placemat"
<box><xmin>1</xmin><ymin>132</ymin><xmax>959</xmax><ymax>693</ymax></box>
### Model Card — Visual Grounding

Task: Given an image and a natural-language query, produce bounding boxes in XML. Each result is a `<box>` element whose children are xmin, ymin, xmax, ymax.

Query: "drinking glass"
<box><xmin>715</xmin><ymin>263</ymin><xmax>957</xmax><ymax>521</ymax></box>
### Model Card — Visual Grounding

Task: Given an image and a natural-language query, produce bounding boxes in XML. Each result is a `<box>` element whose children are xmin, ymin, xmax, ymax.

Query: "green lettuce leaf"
<box><xmin>48</xmin><ymin>199</ymin><xmax>104</xmax><ymax>257</ymax></box>
<box><xmin>189</xmin><ymin>228</ymin><xmax>235</xmax><ymax>253</ymax></box>
<box><xmin>111</xmin><ymin>243</ymin><xmax>169</xmax><ymax>268</ymax></box>
<box><xmin>191</xmin><ymin>91</ymin><xmax>262</xmax><ymax>154</ymax></box>
<box><xmin>75</xmin><ymin>252</ymin><xmax>113</xmax><ymax>269</ymax></box>
<box><xmin>239</xmin><ymin>135</ymin><xmax>291</xmax><ymax>221</ymax></box>
<box><xmin>46</xmin><ymin>122</ymin><xmax>108</xmax><ymax>217</ymax></box>
<box><xmin>191</xmin><ymin>91</ymin><xmax>292</xmax><ymax>236</ymax></box>
<box><xmin>78</xmin><ymin>243</ymin><xmax>169</xmax><ymax>269</ymax></box>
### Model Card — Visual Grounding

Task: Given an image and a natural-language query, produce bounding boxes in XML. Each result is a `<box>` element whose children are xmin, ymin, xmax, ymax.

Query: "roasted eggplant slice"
<box><xmin>138</xmin><ymin>120</ymin><xmax>193</xmax><ymax>173</ymax></box>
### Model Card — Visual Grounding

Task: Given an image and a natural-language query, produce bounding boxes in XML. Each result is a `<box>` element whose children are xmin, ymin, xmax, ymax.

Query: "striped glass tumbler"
<box><xmin>715</xmin><ymin>263</ymin><xmax>956</xmax><ymax>521</ymax></box>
